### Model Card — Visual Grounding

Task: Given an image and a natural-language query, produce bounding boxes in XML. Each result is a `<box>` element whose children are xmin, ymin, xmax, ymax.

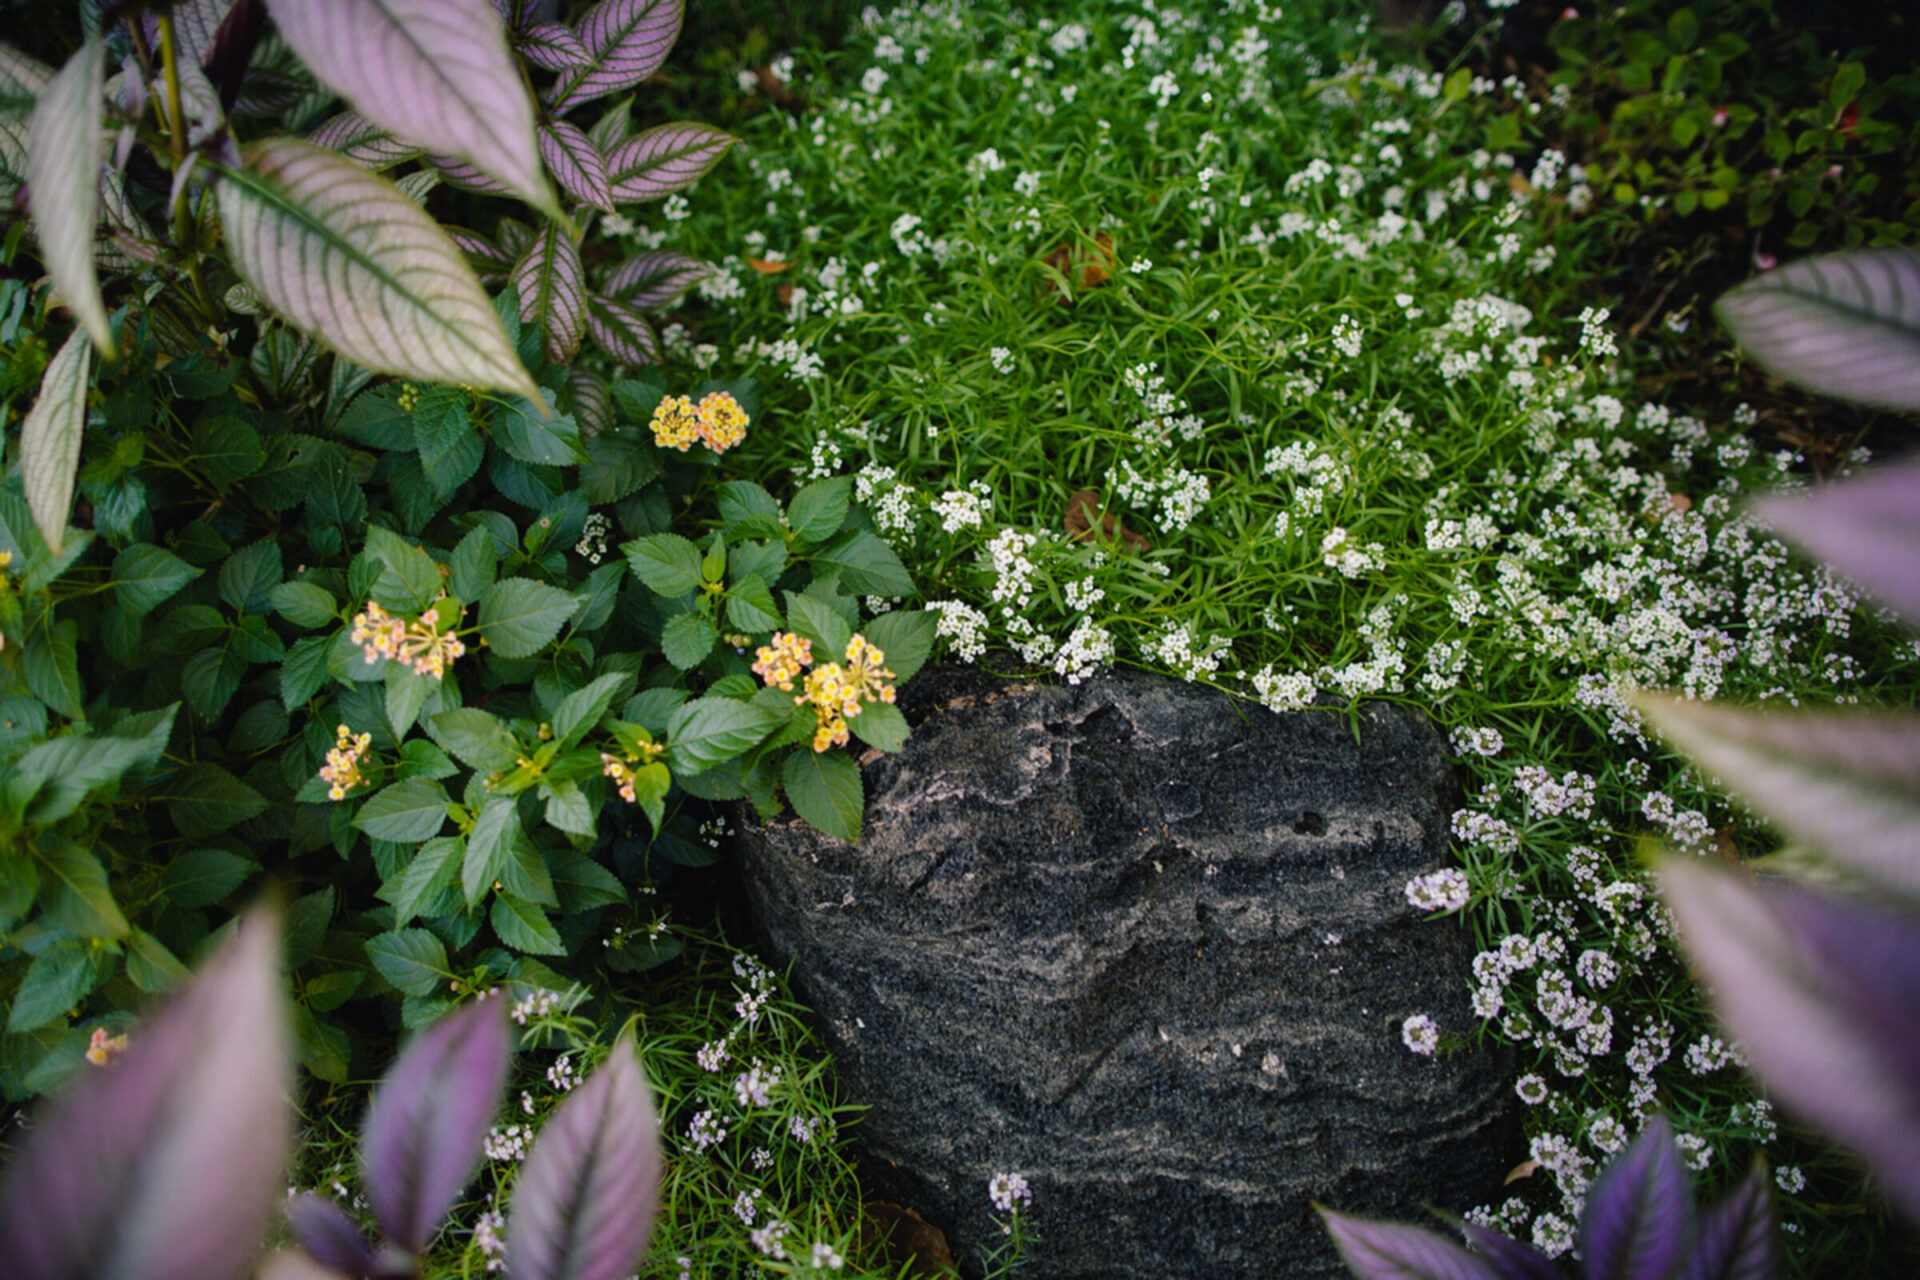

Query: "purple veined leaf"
<box><xmin>516</xmin><ymin>21</ymin><xmax>592</xmax><ymax>71</ymax></box>
<box><xmin>0</xmin><ymin>905</ymin><xmax>291</xmax><ymax>1280</ymax></box>
<box><xmin>586</xmin><ymin>294</ymin><xmax>661</xmax><ymax>366</ymax></box>
<box><xmin>1659</xmin><ymin>857</ymin><xmax>1920</xmax><ymax>1223</ymax></box>
<box><xmin>1687</xmin><ymin>1160</ymin><xmax>1778</xmax><ymax>1280</ymax></box>
<box><xmin>586</xmin><ymin>95</ymin><xmax>633</xmax><ymax>152</ymax></box>
<box><xmin>1578</xmin><ymin>1114</ymin><xmax>1692</xmax><ymax>1280</ymax></box>
<box><xmin>203</xmin><ymin>0</ymin><xmax>268</xmax><ymax>119</ymax></box>
<box><xmin>99</xmin><ymin>160</ymin><xmax>161</xmax><ymax>270</ymax></box>
<box><xmin>1751</xmin><ymin>455</ymin><xmax>1920</xmax><ymax>630</ymax></box>
<box><xmin>27</xmin><ymin>35</ymin><xmax>111</xmax><ymax>356</ymax></box>
<box><xmin>21</xmin><ymin>327</ymin><xmax>92</xmax><ymax>555</ymax></box>
<box><xmin>230</xmin><ymin>70</ymin><xmax>311</xmax><ymax>119</ymax></box>
<box><xmin>602</xmin><ymin>248</ymin><xmax>712</xmax><ymax>308</ymax></box>
<box><xmin>360</xmin><ymin>996</ymin><xmax>513</xmax><ymax>1252</ymax></box>
<box><xmin>1318</xmin><ymin>1208</ymin><xmax>1501</xmax><ymax>1280</ymax></box>
<box><xmin>262</xmin><ymin>0</ymin><xmax>559</xmax><ymax>218</ymax></box>
<box><xmin>549</xmin><ymin>0</ymin><xmax>683</xmax><ymax>114</ymax></box>
<box><xmin>217</xmin><ymin>137</ymin><xmax>539</xmax><ymax>399</ymax></box>
<box><xmin>512</xmin><ymin>220</ymin><xmax>588</xmax><ymax>364</ymax></box>
<box><xmin>309</xmin><ymin>109</ymin><xmax>426</xmax><ymax>170</ymax></box>
<box><xmin>0</xmin><ymin>41</ymin><xmax>54</xmax><ymax>107</ymax></box>
<box><xmin>1715</xmin><ymin>247</ymin><xmax>1920</xmax><ymax>413</ymax></box>
<box><xmin>605</xmin><ymin>121</ymin><xmax>735</xmax><ymax>203</ymax></box>
<box><xmin>505</xmin><ymin>1029</ymin><xmax>662</xmax><ymax>1280</ymax></box>
<box><xmin>447</xmin><ymin>224</ymin><xmax>515</xmax><ymax>286</ymax></box>
<box><xmin>567</xmin><ymin>368</ymin><xmax>613</xmax><ymax>437</ymax></box>
<box><xmin>285</xmin><ymin>1193</ymin><xmax>380</xmax><ymax>1275</ymax></box>
<box><xmin>431</xmin><ymin>150</ymin><xmax>514</xmax><ymax>195</ymax></box>
<box><xmin>496</xmin><ymin>216</ymin><xmax>536</xmax><ymax>258</ymax></box>
<box><xmin>540</xmin><ymin>118</ymin><xmax>613</xmax><ymax>212</ymax></box>
<box><xmin>1636</xmin><ymin>693</ymin><xmax>1920</xmax><ymax>906</ymax></box>
<box><xmin>1458</xmin><ymin>1223</ymin><xmax>1561</xmax><ymax>1280</ymax></box>
<box><xmin>151</xmin><ymin>0</ymin><xmax>239</xmax><ymax>67</ymax></box>
<box><xmin>491</xmin><ymin>0</ymin><xmax>558</xmax><ymax>25</ymax></box>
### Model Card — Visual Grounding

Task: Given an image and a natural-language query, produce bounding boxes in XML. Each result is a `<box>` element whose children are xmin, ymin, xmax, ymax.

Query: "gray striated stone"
<box><xmin>736</xmin><ymin>666</ymin><xmax>1513</xmax><ymax>1279</ymax></box>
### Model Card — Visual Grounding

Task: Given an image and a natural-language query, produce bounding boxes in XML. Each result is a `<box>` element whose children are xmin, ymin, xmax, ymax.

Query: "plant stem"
<box><xmin>156</xmin><ymin>12</ymin><xmax>220</xmax><ymax>329</ymax></box>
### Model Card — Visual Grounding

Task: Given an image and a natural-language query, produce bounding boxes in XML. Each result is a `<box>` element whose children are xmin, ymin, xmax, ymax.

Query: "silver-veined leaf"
<box><xmin>1752</xmin><ymin>455</ymin><xmax>1920</xmax><ymax>629</ymax></box>
<box><xmin>263</xmin><ymin>0</ymin><xmax>558</xmax><ymax>217</ymax></box>
<box><xmin>512</xmin><ymin>220</ymin><xmax>587</xmax><ymax>364</ymax></box>
<box><xmin>605</xmin><ymin>120</ymin><xmax>733</xmax><ymax>203</ymax></box>
<box><xmin>539</xmin><ymin>118</ymin><xmax>612</xmax><ymax>212</ymax></box>
<box><xmin>27</xmin><ymin>36</ymin><xmax>111</xmax><ymax>355</ymax></box>
<box><xmin>602</xmin><ymin>248</ymin><xmax>710</xmax><ymax>308</ymax></box>
<box><xmin>21</xmin><ymin>327</ymin><xmax>92</xmax><ymax>555</ymax></box>
<box><xmin>550</xmin><ymin>0</ymin><xmax>682</xmax><ymax>114</ymax></box>
<box><xmin>515</xmin><ymin>21</ymin><xmax>591</xmax><ymax>71</ymax></box>
<box><xmin>1715</xmin><ymin>247</ymin><xmax>1920</xmax><ymax>412</ymax></box>
<box><xmin>430</xmin><ymin>150</ymin><xmax>513</xmax><ymax>194</ymax></box>
<box><xmin>0</xmin><ymin>42</ymin><xmax>53</xmax><ymax>111</ymax></box>
<box><xmin>218</xmin><ymin>137</ymin><xmax>538</xmax><ymax>399</ymax></box>
<box><xmin>308</xmin><ymin>109</ymin><xmax>425</xmax><ymax>170</ymax></box>
<box><xmin>585</xmin><ymin>294</ymin><xmax>660</xmax><ymax>366</ymax></box>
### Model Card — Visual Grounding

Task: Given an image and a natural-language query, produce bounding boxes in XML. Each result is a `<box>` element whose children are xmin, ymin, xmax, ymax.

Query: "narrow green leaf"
<box><xmin>780</xmin><ymin>748</ymin><xmax>863</xmax><ymax>843</ymax></box>
<box><xmin>387</xmin><ymin>836</ymin><xmax>463</xmax><ymax>928</ymax></box>
<box><xmin>464</xmin><ymin>796</ymin><xmax>518</xmax><ymax>905</ymax></box>
<box><xmin>353</xmin><ymin>777</ymin><xmax>452</xmax><ymax>843</ymax></box>
<box><xmin>27</xmin><ymin>37</ymin><xmax>110</xmax><ymax>355</ymax></box>
<box><xmin>477</xmin><ymin>578</ymin><xmax>579</xmax><ymax>658</ymax></box>
<box><xmin>21</xmin><ymin>327</ymin><xmax>92</xmax><ymax>555</ymax></box>
<box><xmin>217</xmin><ymin>137</ymin><xmax>538</xmax><ymax>398</ymax></box>
<box><xmin>367</xmin><ymin>927</ymin><xmax>451</xmax><ymax>997</ymax></box>
<box><xmin>551</xmin><ymin>672</ymin><xmax>633</xmax><ymax>747</ymax></box>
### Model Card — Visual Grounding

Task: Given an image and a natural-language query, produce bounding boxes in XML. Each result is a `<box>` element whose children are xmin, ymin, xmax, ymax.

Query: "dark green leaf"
<box><xmin>785</xmin><ymin>592</ymin><xmax>853</xmax><ymax>659</ymax></box>
<box><xmin>367</xmin><ymin>928</ymin><xmax>451</xmax><ymax>997</ymax></box>
<box><xmin>542</xmin><ymin>778</ymin><xmax>597</xmax><ymax>835</ymax></box>
<box><xmin>270</xmin><ymin>581</ymin><xmax>340</xmax><ymax>629</ymax></box>
<box><xmin>848</xmin><ymin>700</ymin><xmax>909</xmax><ymax>753</ymax></box>
<box><xmin>22</xmin><ymin>617</ymin><xmax>82</xmax><ymax>717</ymax></box>
<box><xmin>621</xmin><ymin>532</ymin><xmax>702</xmax><ymax>596</ymax></box>
<box><xmin>552</xmin><ymin>672</ymin><xmax>634</xmax><ymax>747</ymax></box>
<box><xmin>385</xmin><ymin>661</ymin><xmax>433</xmax><ymax>738</ymax></box>
<box><xmin>549</xmin><ymin>849</ymin><xmax>627</xmax><ymax>913</ymax></box>
<box><xmin>718</xmin><ymin>480</ymin><xmax>784</xmax><ymax>541</ymax></box>
<box><xmin>353</xmin><ymin>778</ymin><xmax>451</xmax><ymax>843</ymax></box>
<box><xmin>35</xmin><ymin>839</ymin><xmax>129</xmax><ymax>938</ymax></box>
<box><xmin>781</xmin><ymin>749</ymin><xmax>863</xmax><ymax>842</ymax></box>
<box><xmin>731</xmin><ymin>538</ymin><xmax>786</xmax><ymax>587</ymax></box>
<box><xmin>497</xmin><ymin>395</ymin><xmax>585</xmax><ymax>467</ymax></box>
<box><xmin>814</xmin><ymin>529</ymin><xmax>915</xmax><ymax>597</ymax></box>
<box><xmin>386</xmin><ymin>836</ymin><xmax>463</xmax><ymax>928</ymax></box>
<box><xmin>490</xmin><ymin>894</ymin><xmax>565</xmax><ymax>955</ymax></box>
<box><xmin>334</xmin><ymin>386</ymin><xmax>415</xmax><ymax>448</ymax></box>
<box><xmin>665</xmin><ymin>696</ymin><xmax>783</xmax><ymax>775</ymax></box>
<box><xmin>112</xmin><ymin>545</ymin><xmax>202</xmax><ymax>617</ymax></box>
<box><xmin>282</xmin><ymin>635</ymin><xmax>334</xmax><ymax>710</ymax></box>
<box><xmin>189</xmin><ymin>416</ymin><xmax>267</xmax><ymax>488</ymax></box>
<box><xmin>580</xmin><ymin>428</ymin><xmax>660</xmax><ymax>504</ymax></box>
<box><xmin>478</xmin><ymin>578</ymin><xmax>580</xmax><ymax>658</ymax></box>
<box><xmin>464</xmin><ymin>797</ymin><xmax>518</xmax><ymax>906</ymax></box>
<box><xmin>125</xmin><ymin>929</ymin><xmax>189</xmax><ymax>993</ymax></box>
<box><xmin>724</xmin><ymin>574</ymin><xmax>783</xmax><ymax>633</ymax></box>
<box><xmin>448</xmin><ymin>523</ymin><xmax>499</xmax><ymax>601</ymax></box>
<box><xmin>160</xmin><ymin>847</ymin><xmax>260</xmax><ymax>909</ymax></box>
<box><xmin>6</xmin><ymin>941</ymin><xmax>97</xmax><ymax>1033</ymax></box>
<box><xmin>162</xmin><ymin>762</ymin><xmax>269</xmax><ymax>838</ymax></box>
<box><xmin>661</xmin><ymin>611</ymin><xmax>717</xmax><ymax>670</ymax></box>
<box><xmin>365</xmin><ymin>524</ymin><xmax>444</xmax><ymax>614</ymax></box>
<box><xmin>787</xmin><ymin>475</ymin><xmax>852</xmax><ymax>544</ymax></box>
<box><xmin>182</xmin><ymin>644</ymin><xmax>249</xmax><ymax>720</ymax></box>
<box><xmin>864</xmin><ymin>608</ymin><xmax>937</xmax><ymax>683</ymax></box>
<box><xmin>570</xmin><ymin>560</ymin><xmax>626</xmax><ymax>632</ymax></box>
<box><xmin>417</xmin><ymin>399</ymin><xmax>485</xmax><ymax>500</ymax></box>
<box><xmin>285</xmin><ymin>887</ymin><xmax>336</xmax><ymax>968</ymax></box>
<box><xmin>431</xmin><ymin>707</ymin><xmax>522</xmax><ymax>772</ymax></box>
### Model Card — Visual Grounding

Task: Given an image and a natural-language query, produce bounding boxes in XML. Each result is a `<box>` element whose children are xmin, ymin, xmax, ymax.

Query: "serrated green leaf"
<box><xmin>498</xmin><ymin>392</ymin><xmax>586</xmax><ymax>466</ymax></box>
<box><xmin>848</xmin><ymin>700</ymin><xmax>909</xmax><ymax>753</ymax></box>
<box><xmin>781</xmin><ymin>748</ymin><xmax>863</xmax><ymax>842</ymax></box>
<box><xmin>218</xmin><ymin>137</ymin><xmax>538</xmax><ymax>398</ymax></box>
<box><xmin>724</xmin><ymin>574</ymin><xmax>783</xmax><ymax>634</ymax></box>
<box><xmin>814</xmin><ymin>529</ymin><xmax>915</xmax><ymax>597</ymax></box>
<box><xmin>661</xmin><ymin>611</ymin><xmax>717</xmax><ymax>670</ymax></box>
<box><xmin>542</xmin><ymin>778</ymin><xmax>597</xmax><ymax>835</ymax></box>
<box><xmin>282</xmin><ymin>634</ymin><xmax>333</xmax><ymax>710</ymax></box>
<box><xmin>863</xmin><ymin>608</ymin><xmax>936</xmax><ymax>683</ymax></box>
<box><xmin>15</xmin><ymin>732</ymin><xmax>157</xmax><ymax>826</ymax></box>
<box><xmin>416</xmin><ymin>398</ymin><xmax>485</xmax><ymax>500</ymax></box>
<box><xmin>552</xmin><ymin>671</ymin><xmax>634</xmax><ymax>747</ymax></box>
<box><xmin>365</xmin><ymin>524</ymin><xmax>445</xmax><ymax>613</ymax></box>
<box><xmin>111</xmin><ymin>545</ymin><xmax>200</xmax><ymax>618</ymax></box>
<box><xmin>787</xmin><ymin>474</ymin><xmax>852</xmax><ymax>544</ymax></box>
<box><xmin>549</xmin><ymin>849</ymin><xmax>627</xmax><ymax>913</ymax></box>
<box><xmin>28</xmin><ymin>38</ymin><xmax>109</xmax><ymax>355</ymax></box>
<box><xmin>162</xmin><ymin>762</ymin><xmax>268</xmax><ymax>838</ymax></box>
<box><xmin>464</xmin><ymin>796</ymin><xmax>518</xmax><ymax>905</ymax></box>
<box><xmin>396</xmin><ymin>738</ymin><xmax>461</xmax><ymax>780</ymax></box>
<box><xmin>220</xmin><ymin>540</ymin><xmax>285</xmax><ymax>614</ymax></box>
<box><xmin>622</xmin><ymin>532</ymin><xmax>702</xmax><ymax>596</ymax></box>
<box><xmin>580</xmin><ymin>427</ymin><xmax>660</xmax><ymax>504</ymax></box>
<box><xmin>125</xmin><ymin>929</ymin><xmax>190</xmax><ymax>993</ymax></box>
<box><xmin>6</xmin><ymin>941</ymin><xmax>97</xmax><ymax>1033</ymax></box>
<box><xmin>385</xmin><ymin>661</ymin><xmax>433</xmax><ymax>737</ymax></box>
<box><xmin>367</xmin><ymin>927</ymin><xmax>451</xmax><ymax>997</ymax></box>
<box><xmin>448</xmin><ymin>522</ymin><xmax>499</xmax><ymax>600</ymax></box>
<box><xmin>270</xmin><ymin>580</ymin><xmax>340</xmax><ymax>629</ymax></box>
<box><xmin>665</xmin><ymin>696</ymin><xmax>782</xmax><ymax>775</ymax></box>
<box><xmin>353</xmin><ymin>777</ymin><xmax>452</xmax><ymax>842</ymax></box>
<box><xmin>431</xmin><ymin>706</ymin><xmax>522</xmax><ymax>771</ymax></box>
<box><xmin>21</xmin><ymin>617</ymin><xmax>83</xmax><ymax>717</ymax></box>
<box><xmin>490</xmin><ymin>893</ymin><xmax>565</xmax><ymax>955</ymax></box>
<box><xmin>717</xmin><ymin>480</ymin><xmax>784</xmax><ymax>540</ymax></box>
<box><xmin>785</xmin><ymin>593</ymin><xmax>853</xmax><ymax>659</ymax></box>
<box><xmin>34</xmin><ymin>839</ymin><xmax>129</xmax><ymax>938</ymax></box>
<box><xmin>160</xmin><ymin>847</ymin><xmax>260</xmax><ymax>909</ymax></box>
<box><xmin>21</xmin><ymin>327</ymin><xmax>92</xmax><ymax>555</ymax></box>
<box><xmin>188</xmin><ymin>415</ymin><xmax>267</xmax><ymax>487</ymax></box>
<box><xmin>387</xmin><ymin>836</ymin><xmax>463</xmax><ymax>928</ymax></box>
<box><xmin>182</xmin><ymin>644</ymin><xmax>249</xmax><ymax>720</ymax></box>
<box><xmin>478</xmin><ymin>578</ymin><xmax>580</xmax><ymax>658</ymax></box>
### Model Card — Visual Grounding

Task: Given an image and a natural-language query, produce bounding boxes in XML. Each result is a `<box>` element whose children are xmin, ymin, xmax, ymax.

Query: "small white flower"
<box><xmin>988</xmin><ymin>1171</ymin><xmax>1032</xmax><ymax>1214</ymax></box>
<box><xmin>1401</xmin><ymin>1014</ymin><xmax>1439</xmax><ymax>1056</ymax></box>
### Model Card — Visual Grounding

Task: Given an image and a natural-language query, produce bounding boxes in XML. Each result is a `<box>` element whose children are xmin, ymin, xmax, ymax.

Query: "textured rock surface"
<box><xmin>736</xmin><ymin>667</ymin><xmax>1513</xmax><ymax>1279</ymax></box>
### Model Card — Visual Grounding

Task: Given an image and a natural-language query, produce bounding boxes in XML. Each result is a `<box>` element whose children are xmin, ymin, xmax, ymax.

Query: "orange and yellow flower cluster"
<box><xmin>349</xmin><ymin>598</ymin><xmax>468</xmax><ymax>679</ymax></box>
<box><xmin>754</xmin><ymin>631</ymin><xmax>897</xmax><ymax>752</ymax></box>
<box><xmin>650</xmin><ymin>390</ymin><xmax>749</xmax><ymax>454</ymax></box>
<box><xmin>601</xmin><ymin>753</ymin><xmax>640</xmax><ymax>803</ymax></box>
<box><xmin>319</xmin><ymin>723</ymin><xmax>373</xmax><ymax>800</ymax></box>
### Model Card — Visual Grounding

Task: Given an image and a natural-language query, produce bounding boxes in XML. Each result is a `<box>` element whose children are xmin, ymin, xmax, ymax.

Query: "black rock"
<box><xmin>735</xmin><ymin>666</ymin><xmax>1514</xmax><ymax>1279</ymax></box>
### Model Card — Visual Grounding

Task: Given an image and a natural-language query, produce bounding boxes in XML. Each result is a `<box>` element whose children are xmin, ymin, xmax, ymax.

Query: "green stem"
<box><xmin>157</xmin><ymin>13</ymin><xmax>220</xmax><ymax>329</ymax></box>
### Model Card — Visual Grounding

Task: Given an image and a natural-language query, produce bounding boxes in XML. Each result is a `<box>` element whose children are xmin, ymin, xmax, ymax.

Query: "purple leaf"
<box><xmin>263</xmin><ymin>0</ymin><xmax>557</xmax><ymax>217</ymax></box>
<box><xmin>285</xmin><ymin>1194</ymin><xmax>379</xmax><ymax>1275</ymax></box>
<box><xmin>605</xmin><ymin>121</ymin><xmax>734</xmax><ymax>203</ymax></box>
<box><xmin>430</xmin><ymin>150</ymin><xmax>514</xmax><ymax>195</ymax></box>
<box><xmin>1319</xmin><ymin>1208</ymin><xmax>1502</xmax><ymax>1280</ymax></box>
<box><xmin>550</xmin><ymin>0</ymin><xmax>682</xmax><ymax>114</ymax></box>
<box><xmin>1715</xmin><ymin>248</ymin><xmax>1920</xmax><ymax>412</ymax></box>
<box><xmin>512</xmin><ymin>220</ymin><xmax>588</xmax><ymax>364</ymax></box>
<box><xmin>166</xmin><ymin>0</ymin><xmax>240</xmax><ymax>66</ymax></box>
<box><xmin>496</xmin><ymin>216</ymin><xmax>536</xmax><ymax>258</ymax></box>
<box><xmin>218</xmin><ymin>137</ymin><xmax>539</xmax><ymax>399</ymax></box>
<box><xmin>539</xmin><ymin>119</ymin><xmax>612</xmax><ymax>212</ymax></box>
<box><xmin>28</xmin><ymin>35</ymin><xmax>110</xmax><ymax>356</ymax></box>
<box><xmin>1751</xmin><ymin>455</ymin><xmax>1920</xmax><ymax>629</ymax></box>
<box><xmin>308</xmin><ymin>109</ymin><xmax>424</xmax><ymax>171</ymax></box>
<box><xmin>20</xmin><ymin>327</ymin><xmax>91</xmax><ymax>556</ymax></box>
<box><xmin>505</xmin><ymin>1030</ymin><xmax>662</xmax><ymax>1280</ymax></box>
<box><xmin>602</xmin><ymin>248</ymin><xmax>711</xmax><ymax>308</ymax></box>
<box><xmin>1636</xmin><ymin>693</ymin><xmax>1920</xmax><ymax>905</ymax></box>
<box><xmin>516</xmin><ymin>21</ymin><xmax>592</xmax><ymax>71</ymax></box>
<box><xmin>0</xmin><ymin>906</ymin><xmax>290</xmax><ymax>1280</ymax></box>
<box><xmin>361</xmin><ymin>997</ymin><xmax>512</xmax><ymax>1252</ymax></box>
<box><xmin>202</xmin><ymin>0</ymin><xmax>266</xmax><ymax>118</ymax></box>
<box><xmin>1459</xmin><ymin>1222</ymin><xmax>1561</xmax><ymax>1280</ymax></box>
<box><xmin>586</xmin><ymin>294</ymin><xmax>661</xmax><ymax>366</ymax></box>
<box><xmin>1659</xmin><ymin>858</ymin><xmax>1920</xmax><ymax>1223</ymax></box>
<box><xmin>447</xmin><ymin>225</ymin><xmax>515</xmax><ymax>287</ymax></box>
<box><xmin>1687</xmin><ymin>1161</ymin><xmax>1778</xmax><ymax>1280</ymax></box>
<box><xmin>1578</xmin><ymin>1114</ymin><xmax>1692</xmax><ymax>1280</ymax></box>
<box><xmin>567</xmin><ymin>369</ymin><xmax>613</xmax><ymax>437</ymax></box>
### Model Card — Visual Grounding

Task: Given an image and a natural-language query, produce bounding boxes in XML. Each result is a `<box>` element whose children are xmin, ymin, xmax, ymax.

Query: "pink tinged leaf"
<box><xmin>1458</xmin><ymin>1223</ymin><xmax>1560</xmax><ymax>1280</ymax></box>
<box><xmin>21</xmin><ymin>327</ymin><xmax>91</xmax><ymax>555</ymax></box>
<box><xmin>28</xmin><ymin>36</ymin><xmax>111</xmax><ymax>356</ymax></box>
<box><xmin>1318</xmin><ymin>1209</ymin><xmax>1501</xmax><ymax>1280</ymax></box>
<box><xmin>430</xmin><ymin>150</ymin><xmax>514</xmax><ymax>194</ymax></box>
<box><xmin>217</xmin><ymin>137</ymin><xmax>539</xmax><ymax>399</ymax></box>
<box><xmin>1714</xmin><ymin>247</ymin><xmax>1920</xmax><ymax>412</ymax></box>
<box><xmin>360</xmin><ymin>997</ymin><xmax>512</xmax><ymax>1251</ymax></box>
<box><xmin>605</xmin><ymin>121</ymin><xmax>734</xmax><ymax>203</ymax></box>
<box><xmin>550</xmin><ymin>0</ymin><xmax>683</xmax><ymax>113</ymax></box>
<box><xmin>516</xmin><ymin>21</ymin><xmax>592</xmax><ymax>71</ymax></box>
<box><xmin>1658</xmin><ymin>858</ymin><xmax>1920</xmax><ymax>1223</ymax></box>
<box><xmin>1750</xmin><ymin>455</ymin><xmax>1920</xmax><ymax>629</ymax></box>
<box><xmin>540</xmin><ymin>119</ymin><xmax>613</xmax><ymax>212</ymax></box>
<box><xmin>262</xmin><ymin>0</ymin><xmax>558</xmax><ymax>217</ymax></box>
<box><xmin>602</xmin><ymin>248</ymin><xmax>711</xmax><ymax>307</ymax></box>
<box><xmin>512</xmin><ymin>220</ymin><xmax>588</xmax><ymax>364</ymax></box>
<box><xmin>1578</xmin><ymin>1113</ymin><xmax>1692</xmax><ymax>1280</ymax></box>
<box><xmin>505</xmin><ymin>1030</ymin><xmax>662</xmax><ymax>1280</ymax></box>
<box><xmin>1687</xmin><ymin>1161</ymin><xmax>1778</xmax><ymax>1280</ymax></box>
<box><xmin>586</xmin><ymin>294</ymin><xmax>661</xmax><ymax>366</ymax></box>
<box><xmin>0</xmin><ymin>906</ymin><xmax>291</xmax><ymax>1280</ymax></box>
<box><xmin>1636</xmin><ymin>693</ymin><xmax>1920</xmax><ymax>906</ymax></box>
<box><xmin>309</xmin><ymin>109</ymin><xmax>425</xmax><ymax>170</ymax></box>
<box><xmin>285</xmin><ymin>1194</ymin><xmax>379</xmax><ymax>1275</ymax></box>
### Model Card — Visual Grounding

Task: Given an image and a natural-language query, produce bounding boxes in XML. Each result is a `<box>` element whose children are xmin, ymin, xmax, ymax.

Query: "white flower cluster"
<box><xmin>931</xmin><ymin>598</ymin><xmax>991</xmax><ymax>662</ymax></box>
<box><xmin>932</xmin><ymin>482</ymin><xmax>993</xmax><ymax>533</ymax></box>
<box><xmin>1142</xmin><ymin>621</ymin><xmax>1230</xmax><ymax>682</ymax></box>
<box><xmin>988</xmin><ymin>1171</ymin><xmax>1032</xmax><ymax>1214</ymax></box>
<box><xmin>1404</xmin><ymin>868</ymin><xmax>1470</xmax><ymax>912</ymax></box>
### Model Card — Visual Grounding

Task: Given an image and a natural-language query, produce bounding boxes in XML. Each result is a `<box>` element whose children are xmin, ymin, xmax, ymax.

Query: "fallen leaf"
<box><xmin>1065</xmin><ymin>488</ymin><xmax>1149</xmax><ymax>552</ymax></box>
<box><xmin>746</xmin><ymin>257</ymin><xmax>792</xmax><ymax>274</ymax></box>
<box><xmin>1041</xmin><ymin>230</ymin><xmax>1116</xmax><ymax>304</ymax></box>
<box><xmin>1504</xmin><ymin>1158</ymin><xmax>1540</xmax><ymax>1185</ymax></box>
<box><xmin>861</xmin><ymin>1201</ymin><xmax>957</xmax><ymax>1278</ymax></box>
